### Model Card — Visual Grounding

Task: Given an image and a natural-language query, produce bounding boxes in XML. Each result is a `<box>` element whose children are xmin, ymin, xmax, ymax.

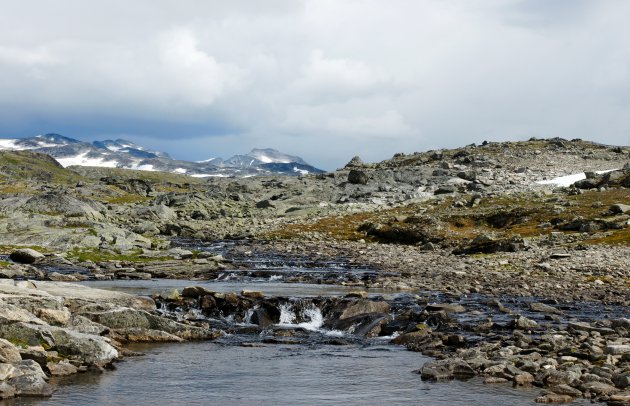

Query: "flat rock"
<box><xmin>339</xmin><ymin>300</ymin><xmax>391</xmax><ymax>319</ymax></box>
<box><xmin>605</xmin><ymin>345</ymin><xmax>630</xmax><ymax>355</ymax></box>
<box><xmin>530</xmin><ymin>302</ymin><xmax>563</xmax><ymax>314</ymax></box>
<box><xmin>535</xmin><ymin>393</ymin><xmax>575</xmax><ymax>404</ymax></box>
<box><xmin>425</xmin><ymin>303</ymin><xmax>466</xmax><ymax>313</ymax></box>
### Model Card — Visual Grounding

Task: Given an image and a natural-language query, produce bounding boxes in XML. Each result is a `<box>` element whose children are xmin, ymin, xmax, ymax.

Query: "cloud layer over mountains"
<box><xmin>1</xmin><ymin>0</ymin><xmax>629</xmax><ymax>169</ymax></box>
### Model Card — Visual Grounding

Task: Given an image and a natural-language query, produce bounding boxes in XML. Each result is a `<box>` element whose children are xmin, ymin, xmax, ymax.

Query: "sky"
<box><xmin>0</xmin><ymin>0</ymin><xmax>629</xmax><ymax>170</ymax></box>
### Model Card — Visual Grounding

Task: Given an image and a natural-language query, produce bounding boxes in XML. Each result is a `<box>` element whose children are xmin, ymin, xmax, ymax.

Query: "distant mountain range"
<box><xmin>0</xmin><ymin>134</ymin><xmax>324</xmax><ymax>177</ymax></box>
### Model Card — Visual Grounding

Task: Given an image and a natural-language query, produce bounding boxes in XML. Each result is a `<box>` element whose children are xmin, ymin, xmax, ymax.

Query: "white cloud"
<box><xmin>0</xmin><ymin>44</ymin><xmax>58</xmax><ymax>65</ymax></box>
<box><xmin>157</xmin><ymin>28</ymin><xmax>246</xmax><ymax>107</ymax></box>
<box><xmin>0</xmin><ymin>0</ymin><xmax>630</xmax><ymax>169</ymax></box>
<box><xmin>292</xmin><ymin>50</ymin><xmax>389</xmax><ymax>101</ymax></box>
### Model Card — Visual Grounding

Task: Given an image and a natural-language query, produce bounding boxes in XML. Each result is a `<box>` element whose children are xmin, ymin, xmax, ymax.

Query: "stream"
<box><xmin>0</xmin><ymin>240</ymin><xmax>602</xmax><ymax>405</ymax></box>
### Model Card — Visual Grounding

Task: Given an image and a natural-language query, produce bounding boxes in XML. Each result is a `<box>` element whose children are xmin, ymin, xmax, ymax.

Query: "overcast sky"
<box><xmin>1</xmin><ymin>0</ymin><xmax>629</xmax><ymax>169</ymax></box>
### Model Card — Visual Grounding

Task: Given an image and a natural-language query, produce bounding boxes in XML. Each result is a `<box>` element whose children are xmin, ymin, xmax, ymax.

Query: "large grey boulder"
<box><xmin>21</xmin><ymin>192</ymin><xmax>105</xmax><ymax>221</ymax></box>
<box><xmin>4</xmin><ymin>360</ymin><xmax>53</xmax><ymax>397</ymax></box>
<box><xmin>0</xmin><ymin>280</ymin><xmax>156</xmax><ymax>311</ymax></box>
<box><xmin>81</xmin><ymin>307</ymin><xmax>217</xmax><ymax>341</ymax></box>
<box><xmin>348</xmin><ymin>170</ymin><xmax>369</xmax><ymax>185</ymax></box>
<box><xmin>0</xmin><ymin>322</ymin><xmax>118</xmax><ymax>366</ymax></box>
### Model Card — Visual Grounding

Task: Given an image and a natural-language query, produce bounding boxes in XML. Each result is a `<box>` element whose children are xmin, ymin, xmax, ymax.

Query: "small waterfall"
<box><xmin>279</xmin><ymin>303</ymin><xmax>297</xmax><ymax>325</ymax></box>
<box><xmin>243</xmin><ymin>307</ymin><xmax>257</xmax><ymax>324</ymax></box>
<box><xmin>297</xmin><ymin>305</ymin><xmax>324</xmax><ymax>331</ymax></box>
<box><xmin>277</xmin><ymin>302</ymin><xmax>324</xmax><ymax>331</ymax></box>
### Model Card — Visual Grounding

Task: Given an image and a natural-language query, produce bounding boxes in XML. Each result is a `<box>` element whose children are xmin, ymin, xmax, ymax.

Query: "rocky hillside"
<box><xmin>1</xmin><ymin>137</ymin><xmax>629</xmax><ymax>403</ymax></box>
<box><xmin>0</xmin><ymin>138</ymin><xmax>628</xmax><ymax>284</ymax></box>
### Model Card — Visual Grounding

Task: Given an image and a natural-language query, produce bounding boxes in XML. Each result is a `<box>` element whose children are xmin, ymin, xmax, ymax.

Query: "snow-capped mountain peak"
<box><xmin>0</xmin><ymin>134</ymin><xmax>324</xmax><ymax>177</ymax></box>
<box><xmin>246</xmin><ymin>148</ymin><xmax>307</xmax><ymax>165</ymax></box>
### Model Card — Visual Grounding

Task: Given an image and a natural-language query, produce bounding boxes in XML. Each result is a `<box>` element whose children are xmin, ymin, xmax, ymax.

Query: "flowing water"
<box><xmin>2</xmin><ymin>340</ymin><xmax>581</xmax><ymax>406</ymax></box>
<box><xmin>2</xmin><ymin>240</ymin><xmax>601</xmax><ymax>405</ymax></box>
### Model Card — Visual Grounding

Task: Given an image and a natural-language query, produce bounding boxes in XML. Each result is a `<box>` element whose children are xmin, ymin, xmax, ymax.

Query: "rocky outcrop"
<box><xmin>0</xmin><ymin>280</ymin><xmax>221</xmax><ymax>400</ymax></box>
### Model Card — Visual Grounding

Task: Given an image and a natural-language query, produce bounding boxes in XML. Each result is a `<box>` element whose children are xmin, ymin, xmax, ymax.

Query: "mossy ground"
<box><xmin>265</xmin><ymin>188</ymin><xmax>630</xmax><ymax>246</ymax></box>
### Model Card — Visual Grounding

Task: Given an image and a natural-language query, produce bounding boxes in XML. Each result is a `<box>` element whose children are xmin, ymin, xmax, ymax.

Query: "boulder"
<box><xmin>339</xmin><ymin>300</ymin><xmax>391</xmax><ymax>320</ymax></box>
<box><xmin>5</xmin><ymin>360</ymin><xmax>53</xmax><ymax>397</ymax></box>
<box><xmin>610</xmin><ymin>203</ymin><xmax>630</xmax><ymax>214</ymax></box>
<box><xmin>425</xmin><ymin>303</ymin><xmax>466</xmax><ymax>313</ymax></box>
<box><xmin>529</xmin><ymin>302</ymin><xmax>563</xmax><ymax>315</ymax></box>
<box><xmin>511</xmin><ymin>315</ymin><xmax>538</xmax><ymax>330</ymax></box>
<box><xmin>0</xmin><ymin>339</ymin><xmax>21</xmax><ymax>364</ymax></box>
<box><xmin>46</xmin><ymin>360</ymin><xmax>78</xmax><ymax>376</ymax></box>
<box><xmin>82</xmin><ymin>307</ymin><xmax>217</xmax><ymax>340</ymax></box>
<box><xmin>420</xmin><ymin>359</ymin><xmax>475</xmax><ymax>381</ymax></box>
<box><xmin>22</xmin><ymin>192</ymin><xmax>105</xmax><ymax>221</ymax></box>
<box><xmin>348</xmin><ymin>170</ymin><xmax>368</xmax><ymax>185</ymax></box>
<box><xmin>9</xmin><ymin>249</ymin><xmax>44</xmax><ymax>264</ymax></box>
<box><xmin>0</xmin><ymin>322</ymin><xmax>118</xmax><ymax>366</ymax></box>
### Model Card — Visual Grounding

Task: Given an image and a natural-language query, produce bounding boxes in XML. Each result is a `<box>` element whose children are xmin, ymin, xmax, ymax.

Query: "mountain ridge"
<box><xmin>0</xmin><ymin>134</ymin><xmax>324</xmax><ymax>177</ymax></box>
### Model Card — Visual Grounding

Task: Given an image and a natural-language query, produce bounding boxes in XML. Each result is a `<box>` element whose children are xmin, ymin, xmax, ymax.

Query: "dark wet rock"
<box><xmin>255</xmin><ymin>200</ymin><xmax>275</xmax><ymax>209</ymax></box>
<box><xmin>392</xmin><ymin>329</ymin><xmax>431</xmax><ymax>346</ymax></box>
<box><xmin>613</xmin><ymin>373</ymin><xmax>630</xmax><ymax>389</ymax></box>
<box><xmin>331</xmin><ymin>313</ymin><xmax>391</xmax><ymax>337</ymax></box>
<box><xmin>9</xmin><ymin>249</ymin><xmax>45</xmax><ymax>264</ymax></box>
<box><xmin>434</xmin><ymin>185</ymin><xmax>457</xmax><ymax>195</ymax></box>
<box><xmin>425</xmin><ymin>303</ymin><xmax>466</xmax><ymax>313</ymax></box>
<box><xmin>547</xmin><ymin>384</ymin><xmax>583</xmax><ymax>398</ymax></box>
<box><xmin>454</xmin><ymin>234</ymin><xmax>526</xmax><ymax>255</ymax></box>
<box><xmin>338</xmin><ymin>300</ymin><xmax>390</xmax><ymax>320</ymax></box>
<box><xmin>580</xmin><ymin>381</ymin><xmax>619</xmax><ymax>396</ymax></box>
<box><xmin>241</xmin><ymin>290</ymin><xmax>265</xmax><ymax>299</ymax></box>
<box><xmin>250</xmin><ymin>308</ymin><xmax>274</xmax><ymax>328</ymax></box>
<box><xmin>420</xmin><ymin>359</ymin><xmax>475</xmax><ymax>381</ymax></box>
<box><xmin>529</xmin><ymin>302</ymin><xmax>563</xmax><ymax>315</ymax></box>
<box><xmin>181</xmin><ymin>286</ymin><xmax>217</xmax><ymax>299</ymax></box>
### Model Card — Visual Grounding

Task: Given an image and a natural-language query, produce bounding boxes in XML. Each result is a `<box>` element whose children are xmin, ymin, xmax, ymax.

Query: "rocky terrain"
<box><xmin>0</xmin><ymin>137</ymin><xmax>629</xmax><ymax>403</ymax></box>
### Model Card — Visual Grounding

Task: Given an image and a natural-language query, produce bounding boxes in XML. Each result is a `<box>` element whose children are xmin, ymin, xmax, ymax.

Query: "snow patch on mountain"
<box><xmin>0</xmin><ymin>134</ymin><xmax>324</xmax><ymax>177</ymax></box>
<box><xmin>537</xmin><ymin>169</ymin><xmax>619</xmax><ymax>187</ymax></box>
<box><xmin>0</xmin><ymin>139</ymin><xmax>19</xmax><ymax>149</ymax></box>
<box><xmin>246</xmin><ymin>148</ymin><xmax>306</xmax><ymax>165</ymax></box>
<box><xmin>56</xmin><ymin>153</ymin><xmax>119</xmax><ymax>168</ymax></box>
